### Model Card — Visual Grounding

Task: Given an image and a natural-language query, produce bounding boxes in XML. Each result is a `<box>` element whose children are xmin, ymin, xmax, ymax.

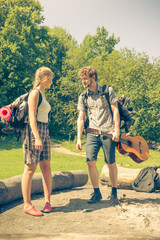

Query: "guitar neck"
<box><xmin>119</xmin><ymin>138</ymin><xmax>132</xmax><ymax>146</ymax></box>
<box><xmin>102</xmin><ymin>132</ymin><xmax>132</xmax><ymax>147</ymax></box>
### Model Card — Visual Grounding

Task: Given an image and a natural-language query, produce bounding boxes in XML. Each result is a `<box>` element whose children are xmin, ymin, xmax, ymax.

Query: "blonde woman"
<box><xmin>20</xmin><ymin>67</ymin><xmax>54</xmax><ymax>216</ymax></box>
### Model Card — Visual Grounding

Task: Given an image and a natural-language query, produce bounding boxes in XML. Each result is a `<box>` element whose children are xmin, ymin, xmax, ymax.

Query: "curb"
<box><xmin>0</xmin><ymin>233</ymin><xmax>159</xmax><ymax>240</ymax></box>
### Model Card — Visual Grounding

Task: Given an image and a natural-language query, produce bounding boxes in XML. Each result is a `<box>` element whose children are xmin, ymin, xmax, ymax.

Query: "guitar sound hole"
<box><xmin>139</xmin><ymin>142</ymin><xmax>142</xmax><ymax>154</ymax></box>
<box><xmin>127</xmin><ymin>141</ymin><xmax>132</xmax><ymax>147</ymax></box>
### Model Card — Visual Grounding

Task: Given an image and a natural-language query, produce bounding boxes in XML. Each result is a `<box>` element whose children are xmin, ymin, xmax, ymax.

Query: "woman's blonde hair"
<box><xmin>34</xmin><ymin>67</ymin><xmax>55</xmax><ymax>87</ymax></box>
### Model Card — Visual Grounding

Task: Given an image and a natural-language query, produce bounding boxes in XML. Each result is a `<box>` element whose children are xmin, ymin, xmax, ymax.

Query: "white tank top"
<box><xmin>37</xmin><ymin>95</ymin><xmax>51</xmax><ymax>123</ymax></box>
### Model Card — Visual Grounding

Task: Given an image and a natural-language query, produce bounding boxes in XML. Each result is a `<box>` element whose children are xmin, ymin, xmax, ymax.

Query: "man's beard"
<box><xmin>87</xmin><ymin>79</ymin><xmax>93</xmax><ymax>88</ymax></box>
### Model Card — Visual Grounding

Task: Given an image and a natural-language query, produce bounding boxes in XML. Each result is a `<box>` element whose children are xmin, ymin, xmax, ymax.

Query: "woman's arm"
<box><xmin>28</xmin><ymin>90</ymin><xmax>43</xmax><ymax>151</ymax></box>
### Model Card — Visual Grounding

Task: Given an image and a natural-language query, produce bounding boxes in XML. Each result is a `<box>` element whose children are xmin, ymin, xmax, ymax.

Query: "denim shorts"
<box><xmin>86</xmin><ymin>134</ymin><xmax>115</xmax><ymax>164</ymax></box>
<box><xmin>21</xmin><ymin>121</ymin><xmax>50</xmax><ymax>164</ymax></box>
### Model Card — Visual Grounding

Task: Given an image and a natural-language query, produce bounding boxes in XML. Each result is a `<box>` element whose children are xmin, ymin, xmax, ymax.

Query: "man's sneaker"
<box><xmin>87</xmin><ymin>192</ymin><xmax>102</xmax><ymax>204</ymax></box>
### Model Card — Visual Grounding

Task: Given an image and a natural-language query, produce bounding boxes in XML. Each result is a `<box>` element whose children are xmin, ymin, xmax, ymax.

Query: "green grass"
<box><xmin>0</xmin><ymin>135</ymin><xmax>160</xmax><ymax>180</ymax></box>
<box><xmin>61</xmin><ymin>137</ymin><xmax>160</xmax><ymax>169</ymax></box>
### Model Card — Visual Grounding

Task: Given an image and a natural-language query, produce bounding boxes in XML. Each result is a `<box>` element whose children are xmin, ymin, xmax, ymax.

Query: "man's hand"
<box><xmin>112</xmin><ymin>131</ymin><xmax>120</xmax><ymax>142</ymax></box>
<box><xmin>76</xmin><ymin>139</ymin><xmax>82</xmax><ymax>151</ymax></box>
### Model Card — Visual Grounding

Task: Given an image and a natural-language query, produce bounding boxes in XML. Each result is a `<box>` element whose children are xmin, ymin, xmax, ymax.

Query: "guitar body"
<box><xmin>117</xmin><ymin>133</ymin><xmax>149</xmax><ymax>163</ymax></box>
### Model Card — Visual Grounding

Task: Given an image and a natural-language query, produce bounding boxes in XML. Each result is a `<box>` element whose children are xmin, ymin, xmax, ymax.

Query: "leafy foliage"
<box><xmin>0</xmin><ymin>1</ymin><xmax>160</xmax><ymax>142</ymax></box>
<box><xmin>0</xmin><ymin>0</ymin><xmax>56</xmax><ymax>104</ymax></box>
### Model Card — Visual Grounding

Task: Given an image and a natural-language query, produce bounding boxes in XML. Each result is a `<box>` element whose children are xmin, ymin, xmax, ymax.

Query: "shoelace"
<box><xmin>90</xmin><ymin>192</ymin><xmax>100</xmax><ymax>200</ymax></box>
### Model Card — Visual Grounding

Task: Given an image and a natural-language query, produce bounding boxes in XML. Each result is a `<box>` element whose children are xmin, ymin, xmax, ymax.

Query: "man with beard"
<box><xmin>76</xmin><ymin>66</ymin><xmax>120</xmax><ymax>204</ymax></box>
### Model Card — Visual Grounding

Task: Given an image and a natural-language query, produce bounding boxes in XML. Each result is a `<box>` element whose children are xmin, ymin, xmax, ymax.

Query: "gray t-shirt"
<box><xmin>77</xmin><ymin>84</ymin><xmax>118</xmax><ymax>132</ymax></box>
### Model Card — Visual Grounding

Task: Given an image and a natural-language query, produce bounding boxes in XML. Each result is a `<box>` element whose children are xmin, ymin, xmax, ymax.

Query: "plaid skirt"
<box><xmin>21</xmin><ymin>121</ymin><xmax>51</xmax><ymax>164</ymax></box>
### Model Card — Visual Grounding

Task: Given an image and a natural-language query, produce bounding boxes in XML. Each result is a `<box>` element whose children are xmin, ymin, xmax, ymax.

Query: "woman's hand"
<box><xmin>35</xmin><ymin>138</ymin><xmax>43</xmax><ymax>151</ymax></box>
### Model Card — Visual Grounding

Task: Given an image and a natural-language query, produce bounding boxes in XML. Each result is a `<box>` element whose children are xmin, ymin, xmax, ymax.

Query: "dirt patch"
<box><xmin>0</xmin><ymin>185</ymin><xmax>160</xmax><ymax>239</ymax></box>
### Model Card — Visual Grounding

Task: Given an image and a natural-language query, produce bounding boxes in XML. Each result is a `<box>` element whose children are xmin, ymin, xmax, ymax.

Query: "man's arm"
<box><xmin>76</xmin><ymin>111</ymin><xmax>86</xmax><ymax>151</ymax></box>
<box><xmin>111</xmin><ymin>102</ymin><xmax>120</xmax><ymax>142</ymax></box>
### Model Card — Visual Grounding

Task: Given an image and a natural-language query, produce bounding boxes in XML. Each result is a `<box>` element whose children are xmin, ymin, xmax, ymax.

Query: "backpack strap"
<box><xmin>31</xmin><ymin>88</ymin><xmax>42</xmax><ymax>108</ymax></box>
<box><xmin>81</xmin><ymin>89</ymin><xmax>88</xmax><ymax>111</ymax></box>
<box><xmin>154</xmin><ymin>166</ymin><xmax>160</xmax><ymax>171</ymax></box>
<box><xmin>103</xmin><ymin>85</ymin><xmax>113</xmax><ymax>119</ymax></box>
<box><xmin>38</xmin><ymin>91</ymin><xmax>42</xmax><ymax>108</ymax></box>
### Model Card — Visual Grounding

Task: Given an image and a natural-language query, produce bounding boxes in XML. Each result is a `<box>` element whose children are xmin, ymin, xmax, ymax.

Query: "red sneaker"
<box><xmin>43</xmin><ymin>202</ymin><xmax>52</xmax><ymax>213</ymax></box>
<box><xmin>24</xmin><ymin>206</ymin><xmax>43</xmax><ymax>216</ymax></box>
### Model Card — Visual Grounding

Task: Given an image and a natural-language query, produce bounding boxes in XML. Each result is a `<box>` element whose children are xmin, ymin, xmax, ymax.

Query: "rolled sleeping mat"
<box><xmin>0</xmin><ymin>107</ymin><xmax>12</xmax><ymax>121</ymax></box>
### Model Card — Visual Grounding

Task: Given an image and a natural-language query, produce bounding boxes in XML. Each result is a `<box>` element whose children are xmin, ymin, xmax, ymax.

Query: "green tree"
<box><xmin>47</xmin><ymin>27</ymin><xmax>80</xmax><ymax>137</ymax></box>
<box><xmin>50</xmin><ymin>26</ymin><xmax>120</xmax><ymax>138</ymax></box>
<box><xmin>80</xmin><ymin>26</ymin><xmax>120</xmax><ymax>63</ymax></box>
<box><xmin>100</xmin><ymin>49</ymin><xmax>160</xmax><ymax>142</ymax></box>
<box><xmin>0</xmin><ymin>0</ymin><xmax>54</xmax><ymax>106</ymax></box>
<box><xmin>1</xmin><ymin>1</ymin><xmax>159</xmax><ymax>143</ymax></box>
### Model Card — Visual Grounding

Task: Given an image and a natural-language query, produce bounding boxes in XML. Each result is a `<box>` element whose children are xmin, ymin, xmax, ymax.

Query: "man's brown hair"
<box><xmin>78</xmin><ymin>66</ymin><xmax>98</xmax><ymax>81</ymax></box>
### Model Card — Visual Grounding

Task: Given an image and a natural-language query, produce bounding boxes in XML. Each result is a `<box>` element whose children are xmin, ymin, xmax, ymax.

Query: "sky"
<box><xmin>38</xmin><ymin>0</ymin><xmax>160</xmax><ymax>59</ymax></box>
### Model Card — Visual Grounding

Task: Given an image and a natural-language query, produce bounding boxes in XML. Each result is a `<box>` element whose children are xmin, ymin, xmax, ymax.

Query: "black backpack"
<box><xmin>82</xmin><ymin>84</ymin><xmax>136</xmax><ymax>132</ymax></box>
<box><xmin>132</xmin><ymin>167</ymin><xmax>160</xmax><ymax>193</ymax></box>
<box><xmin>1</xmin><ymin>89</ymin><xmax>42</xmax><ymax>140</ymax></box>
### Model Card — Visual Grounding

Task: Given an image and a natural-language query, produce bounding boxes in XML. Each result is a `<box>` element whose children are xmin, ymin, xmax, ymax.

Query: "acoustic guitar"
<box><xmin>86</xmin><ymin>128</ymin><xmax>149</xmax><ymax>163</ymax></box>
<box><xmin>117</xmin><ymin>133</ymin><xmax>149</xmax><ymax>163</ymax></box>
